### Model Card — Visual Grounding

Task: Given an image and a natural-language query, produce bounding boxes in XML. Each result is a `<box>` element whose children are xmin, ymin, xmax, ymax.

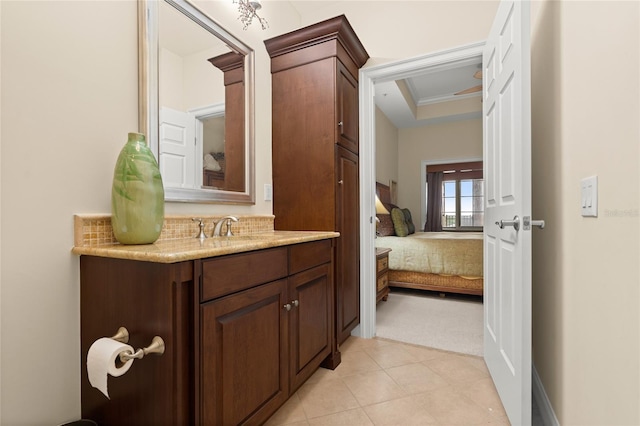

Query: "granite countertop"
<box><xmin>72</xmin><ymin>230</ymin><xmax>339</xmax><ymax>264</ymax></box>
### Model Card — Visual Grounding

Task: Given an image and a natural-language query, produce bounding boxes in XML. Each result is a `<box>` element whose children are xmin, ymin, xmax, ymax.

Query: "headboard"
<box><xmin>376</xmin><ymin>182</ymin><xmax>391</xmax><ymax>206</ymax></box>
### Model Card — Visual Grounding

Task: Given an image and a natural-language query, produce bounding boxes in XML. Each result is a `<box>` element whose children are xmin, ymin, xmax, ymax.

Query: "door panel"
<box><xmin>159</xmin><ymin>107</ymin><xmax>195</xmax><ymax>188</ymax></box>
<box><xmin>483</xmin><ymin>1</ymin><xmax>532</xmax><ymax>424</ymax></box>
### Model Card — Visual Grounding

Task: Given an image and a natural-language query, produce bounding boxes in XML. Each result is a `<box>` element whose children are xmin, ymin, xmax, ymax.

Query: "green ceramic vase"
<box><xmin>111</xmin><ymin>132</ymin><xmax>165</xmax><ymax>244</ymax></box>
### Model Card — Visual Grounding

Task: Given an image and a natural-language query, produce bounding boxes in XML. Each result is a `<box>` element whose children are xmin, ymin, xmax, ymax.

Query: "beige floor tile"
<box><xmin>297</xmin><ymin>374</ymin><xmax>360</xmax><ymax>419</ymax></box>
<box><xmin>340</xmin><ymin>336</ymin><xmax>393</xmax><ymax>353</ymax></box>
<box><xmin>399</xmin><ymin>342</ymin><xmax>450</xmax><ymax>362</ymax></box>
<box><xmin>363</xmin><ymin>394</ymin><xmax>438</xmax><ymax>425</ymax></box>
<box><xmin>385</xmin><ymin>362</ymin><xmax>450</xmax><ymax>394</ymax></box>
<box><xmin>456</xmin><ymin>377</ymin><xmax>508</xmax><ymax>419</ymax></box>
<box><xmin>364</xmin><ymin>342</ymin><xmax>420</xmax><ymax>369</ymax></box>
<box><xmin>265</xmin><ymin>393</ymin><xmax>308</xmax><ymax>426</ymax></box>
<box><xmin>266</xmin><ymin>336</ymin><xmax>511</xmax><ymax>426</ymax></box>
<box><xmin>460</xmin><ymin>354</ymin><xmax>491</xmax><ymax>374</ymax></box>
<box><xmin>307</xmin><ymin>408</ymin><xmax>374</xmax><ymax>425</ymax></box>
<box><xmin>423</xmin><ymin>353</ymin><xmax>489</xmax><ymax>385</ymax></box>
<box><xmin>415</xmin><ymin>387</ymin><xmax>493</xmax><ymax>424</ymax></box>
<box><xmin>478</xmin><ymin>414</ymin><xmax>511</xmax><ymax>425</ymax></box>
<box><xmin>334</xmin><ymin>349</ymin><xmax>382</xmax><ymax>377</ymax></box>
<box><xmin>341</xmin><ymin>370</ymin><xmax>406</xmax><ymax>407</ymax></box>
<box><xmin>304</xmin><ymin>365</ymin><xmax>343</xmax><ymax>385</ymax></box>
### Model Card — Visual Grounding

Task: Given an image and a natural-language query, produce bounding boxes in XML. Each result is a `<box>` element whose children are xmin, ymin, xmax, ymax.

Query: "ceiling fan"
<box><xmin>454</xmin><ymin>69</ymin><xmax>483</xmax><ymax>95</ymax></box>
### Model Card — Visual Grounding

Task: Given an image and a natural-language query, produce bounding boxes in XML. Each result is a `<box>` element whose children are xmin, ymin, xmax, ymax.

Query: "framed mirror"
<box><xmin>139</xmin><ymin>0</ymin><xmax>255</xmax><ymax>204</ymax></box>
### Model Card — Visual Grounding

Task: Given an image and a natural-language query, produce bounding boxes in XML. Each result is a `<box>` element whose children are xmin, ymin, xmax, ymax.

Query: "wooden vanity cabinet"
<box><xmin>199</xmin><ymin>240</ymin><xmax>334</xmax><ymax>425</ymax></box>
<box><xmin>80</xmin><ymin>257</ymin><xmax>195</xmax><ymax>426</ymax></box>
<box><xmin>80</xmin><ymin>239</ymin><xmax>335</xmax><ymax>425</ymax></box>
<box><xmin>265</xmin><ymin>15</ymin><xmax>369</xmax><ymax>345</ymax></box>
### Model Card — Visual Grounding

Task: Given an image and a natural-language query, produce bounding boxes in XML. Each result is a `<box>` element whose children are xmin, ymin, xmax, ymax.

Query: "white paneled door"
<box><xmin>483</xmin><ymin>1</ymin><xmax>532</xmax><ymax>424</ymax></box>
<box><xmin>159</xmin><ymin>106</ymin><xmax>196</xmax><ymax>189</ymax></box>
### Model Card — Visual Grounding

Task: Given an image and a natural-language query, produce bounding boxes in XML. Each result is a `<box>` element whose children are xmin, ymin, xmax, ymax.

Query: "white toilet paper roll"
<box><xmin>87</xmin><ymin>337</ymin><xmax>135</xmax><ymax>399</ymax></box>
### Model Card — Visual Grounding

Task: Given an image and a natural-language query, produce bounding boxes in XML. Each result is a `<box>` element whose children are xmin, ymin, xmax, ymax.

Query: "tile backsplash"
<box><xmin>74</xmin><ymin>214</ymin><xmax>275</xmax><ymax>247</ymax></box>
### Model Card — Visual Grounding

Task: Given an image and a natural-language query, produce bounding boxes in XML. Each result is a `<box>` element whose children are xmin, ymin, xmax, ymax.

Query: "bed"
<box><xmin>203</xmin><ymin>152</ymin><xmax>226</xmax><ymax>188</ymax></box>
<box><xmin>374</xmin><ymin>182</ymin><xmax>483</xmax><ymax>296</ymax></box>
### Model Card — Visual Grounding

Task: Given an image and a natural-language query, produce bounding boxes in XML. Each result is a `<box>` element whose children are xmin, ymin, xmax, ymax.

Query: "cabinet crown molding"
<box><xmin>264</xmin><ymin>15</ymin><xmax>369</xmax><ymax>68</ymax></box>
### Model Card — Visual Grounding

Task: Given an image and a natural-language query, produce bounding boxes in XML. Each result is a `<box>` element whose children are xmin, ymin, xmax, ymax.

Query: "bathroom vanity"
<box><xmin>75</xmin><ymin>228</ymin><xmax>338</xmax><ymax>425</ymax></box>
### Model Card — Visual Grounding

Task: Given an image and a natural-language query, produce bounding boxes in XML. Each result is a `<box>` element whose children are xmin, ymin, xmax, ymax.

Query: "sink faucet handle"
<box><xmin>192</xmin><ymin>218</ymin><xmax>207</xmax><ymax>239</ymax></box>
<box><xmin>224</xmin><ymin>216</ymin><xmax>239</xmax><ymax>236</ymax></box>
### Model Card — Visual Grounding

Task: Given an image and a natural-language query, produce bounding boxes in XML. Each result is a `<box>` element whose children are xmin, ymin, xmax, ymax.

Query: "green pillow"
<box><xmin>402</xmin><ymin>208</ymin><xmax>415</xmax><ymax>234</ymax></box>
<box><xmin>391</xmin><ymin>208</ymin><xmax>409</xmax><ymax>237</ymax></box>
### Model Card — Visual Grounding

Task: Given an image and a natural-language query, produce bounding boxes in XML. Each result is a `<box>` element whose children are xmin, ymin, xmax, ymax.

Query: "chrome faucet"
<box><xmin>212</xmin><ymin>216</ymin><xmax>239</xmax><ymax>237</ymax></box>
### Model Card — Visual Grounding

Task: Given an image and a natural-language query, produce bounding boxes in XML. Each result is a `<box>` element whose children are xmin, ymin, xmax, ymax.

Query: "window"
<box><xmin>442</xmin><ymin>177</ymin><xmax>484</xmax><ymax>230</ymax></box>
<box><xmin>427</xmin><ymin>161</ymin><xmax>483</xmax><ymax>231</ymax></box>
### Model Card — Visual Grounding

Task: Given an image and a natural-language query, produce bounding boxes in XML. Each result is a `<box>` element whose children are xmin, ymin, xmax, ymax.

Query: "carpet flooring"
<box><xmin>375</xmin><ymin>289</ymin><xmax>484</xmax><ymax>356</ymax></box>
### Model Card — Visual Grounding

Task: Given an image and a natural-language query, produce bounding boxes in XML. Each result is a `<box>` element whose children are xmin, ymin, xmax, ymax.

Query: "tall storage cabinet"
<box><xmin>265</xmin><ymin>16</ymin><xmax>369</xmax><ymax>344</ymax></box>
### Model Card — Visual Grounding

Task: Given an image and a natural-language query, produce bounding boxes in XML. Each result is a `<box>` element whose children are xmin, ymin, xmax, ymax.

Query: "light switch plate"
<box><xmin>264</xmin><ymin>183</ymin><xmax>273</xmax><ymax>201</ymax></box>
<box><xmin>581</xmin><ymin>175</ymin><xmax>598</xmax><ymax>217</ymax></box>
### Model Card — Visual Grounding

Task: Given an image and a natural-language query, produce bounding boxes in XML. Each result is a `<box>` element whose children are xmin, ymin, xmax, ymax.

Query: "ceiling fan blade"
<box><xmin>473</xmin><ymin>70</ymin><xmax>483</xmax><ymax>79</ymax></box>
<box><xmin>454</xmin><ymin>85</ymin><xmax>482</xmax><ymax>95</ymax></box>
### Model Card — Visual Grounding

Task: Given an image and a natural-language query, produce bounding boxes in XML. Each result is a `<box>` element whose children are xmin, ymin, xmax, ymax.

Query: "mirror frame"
<box><xmin>139</xmin><ymin>0</ymin><xmax>256</xmax><ymax>204</ymax></box>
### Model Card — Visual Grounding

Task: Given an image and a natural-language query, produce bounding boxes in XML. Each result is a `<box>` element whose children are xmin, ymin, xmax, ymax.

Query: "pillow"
<box><xmin>384</xmin><ymin>202</ymin><xmax>399</xmax><ymax>213</ymax></box>
<box><xmin>402</xmin><ymin>208</ymin><xmax>416</xmax><ymax>235</ymax></box>
<box><xmin>203</xmin><ymin>154</ymin><xmax>222</xmax><ymax>171</ymax></box>
<box><xmin>391</xmin><ymin>208</ymin><xmax>409</xmax><ymax>237</ymax></box>
<box><xmin>376</xmin><ymin>214</ymin><xmax>395</xmax><ymax>236</ymax></box>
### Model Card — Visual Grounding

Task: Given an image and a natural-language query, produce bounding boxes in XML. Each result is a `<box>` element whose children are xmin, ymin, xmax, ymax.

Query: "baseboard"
<box><xmin>532</xmin><ymin>364</ymin><xmax>560</xmax><ymax>426</ymax></box>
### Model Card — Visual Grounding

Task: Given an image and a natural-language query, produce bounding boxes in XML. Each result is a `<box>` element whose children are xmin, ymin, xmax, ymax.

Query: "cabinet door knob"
<box><xmin>338</xmin><ymin>180</ymin><xmax>343</xmax><ymax>185</ymax></box>
<box><xmin>338</xmin><ymin>121</ymin><xmax>343</xmax><ymax>127</ymax></box>
<box><xmin>283</xmin><ymin>303</ymin><xmax>292</xmax><ymax>311</ymax></box>
<box><xmin>291</xmin><ymin>300</ymin><xmax>299</xmax><ymax>307</ymax></box>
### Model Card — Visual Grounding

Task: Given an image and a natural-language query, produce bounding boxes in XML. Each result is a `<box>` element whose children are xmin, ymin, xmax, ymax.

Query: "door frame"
<box><xmin>357</xmin><ymin>41</ymin><xmax>485</xmax><ymax>339</ymax></box>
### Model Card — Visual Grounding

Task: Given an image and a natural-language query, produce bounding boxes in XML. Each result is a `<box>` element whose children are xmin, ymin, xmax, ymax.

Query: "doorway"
<box><xmin>358</xmin><ymin>41</ymin><xmax>486</xmax><ymax>339</ymax></box>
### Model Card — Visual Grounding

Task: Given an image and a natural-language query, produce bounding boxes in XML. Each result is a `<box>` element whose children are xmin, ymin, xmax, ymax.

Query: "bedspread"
<box><xmin>375</xmin><ymin>232</ymin><xmax>483</xmax><ymax>278</ymax></box>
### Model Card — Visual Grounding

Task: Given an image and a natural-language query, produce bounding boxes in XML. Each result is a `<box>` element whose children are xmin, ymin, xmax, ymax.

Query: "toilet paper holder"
<box><xmin>111</xmin><ymin>327</ymin><xmax>165</xmax><ymax>362</ymax></box>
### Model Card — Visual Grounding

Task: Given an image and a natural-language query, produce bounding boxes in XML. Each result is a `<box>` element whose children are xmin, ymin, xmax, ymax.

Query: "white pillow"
<box><xmin>203</xmin><ymin>154</ymin><xmax>221</xmax><ymax>171</ymax></box>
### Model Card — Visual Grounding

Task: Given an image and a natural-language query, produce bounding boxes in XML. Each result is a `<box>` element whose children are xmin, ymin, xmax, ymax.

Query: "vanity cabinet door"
<box><xmin>288</xmin><ymin>263</ymin><xmax>332</xmax><ymax>392</ymax></box>
<box><xmin>200</xmin><ymin>279</ymin><xmax>289</xmax><ymax>425</ymax></box>
<box><xmin>336</xmin><ymin>146</ymin><xmax>360</xmax><ymax>344</ymax></box>
<box><xmin>336</xmin><ymin>61</ymin><xmax>359</xmax><ymax>155</ymax></box>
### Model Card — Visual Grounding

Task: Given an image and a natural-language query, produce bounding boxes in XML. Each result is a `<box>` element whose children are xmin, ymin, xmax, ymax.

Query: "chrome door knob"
<box><xmin>495</xmin><ymin>215</ymin><xmax>520</xmax><ymax>231</ymax></box>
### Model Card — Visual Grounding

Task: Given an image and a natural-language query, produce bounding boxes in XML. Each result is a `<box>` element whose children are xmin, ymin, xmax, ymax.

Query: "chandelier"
<box><xmin>234</xmin><ymin>0</ymin><xmax>269</xmax><ymax>30</ymax></box>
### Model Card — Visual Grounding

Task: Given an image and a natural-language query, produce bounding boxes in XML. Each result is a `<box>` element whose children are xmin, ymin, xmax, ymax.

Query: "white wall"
<box><xmin>2</xmin><ymin>2</ymin><xmax>139</xmax><ymax>423</ymax></box>
<box><xmin>375</xmin><ymin>107</ymin><xmax>398</xmax><ymax>187</ymax></box>
<box><xmin>0</xmin><ymin>0</ymin><xmax>538</xmax><ymax>423</ymax></box>
<box><xmin>531</xmin><ymin>1</ymin><xmax>640</xmax><ymax>424</ymax></box>
<box><xmin>397</xmin><ymin>119</ymin><xmax>483</xmax><ymax>228</ymax></box>
<box><xmin>159</xmin><ymin>45</ymin><xmax>226</xmax><ymax>111</ymax></box>
<box><xmin>290</xmin><ymin>1</ymin><xmax>499</xmax><ymax>62</ymax></box>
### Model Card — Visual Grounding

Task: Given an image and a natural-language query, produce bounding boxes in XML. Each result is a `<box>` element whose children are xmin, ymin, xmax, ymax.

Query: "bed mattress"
<box><xmin>375</xmin><ymin>232</ymin><xmax>483</xmax><ymax>278</ymax></box>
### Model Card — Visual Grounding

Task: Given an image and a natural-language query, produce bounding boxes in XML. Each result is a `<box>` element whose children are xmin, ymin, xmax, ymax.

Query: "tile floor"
<box><xmin>266</xmin><ymin>336</ymin><xmax>510</xmax><ymax>425</ymax></box>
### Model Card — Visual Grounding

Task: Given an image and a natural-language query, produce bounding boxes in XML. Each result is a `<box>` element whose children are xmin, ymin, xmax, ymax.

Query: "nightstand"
<box><xmin>376</xmin><ymin>247</ymin><xmax>391</xmax><ymax>303</ymax></box>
